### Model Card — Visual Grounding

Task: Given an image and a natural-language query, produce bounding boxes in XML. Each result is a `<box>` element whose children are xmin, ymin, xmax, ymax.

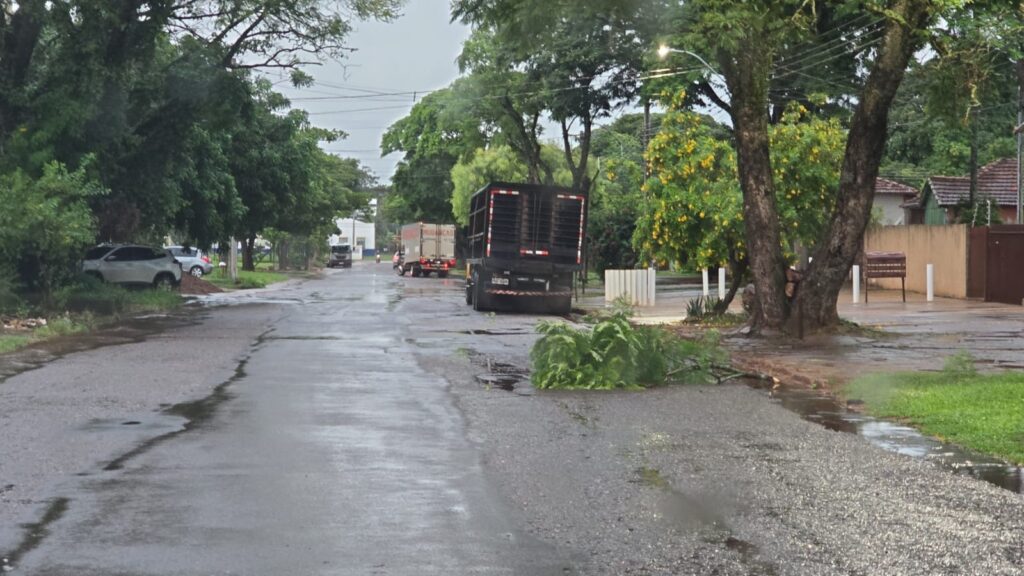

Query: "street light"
<box><xmin>657</xmin><ymin>45</ymin><xmax>718</xmax><ymax>76</ymax></box>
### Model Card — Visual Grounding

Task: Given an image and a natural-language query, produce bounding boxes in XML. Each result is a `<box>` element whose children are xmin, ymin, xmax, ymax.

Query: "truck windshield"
<box><xmin>331</xmin><ymin>245</ymin><xmax>351</xmax><ymax>254</ymax></box>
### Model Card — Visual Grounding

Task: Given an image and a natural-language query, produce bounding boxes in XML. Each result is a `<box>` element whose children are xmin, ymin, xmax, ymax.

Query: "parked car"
<box><xmin>82</xmin><ymin>244</ymin><xmax>182</xmax><ymax>289</ymax></box>
<box><xmin>166</xmin><ymin>245</ymin><xmax>214</xmax><ymax>277</ymax></box>
<box><xmin>328</xmin><ymin>244</ymin><xmax>353</xmax><ymax>268</ymax></box>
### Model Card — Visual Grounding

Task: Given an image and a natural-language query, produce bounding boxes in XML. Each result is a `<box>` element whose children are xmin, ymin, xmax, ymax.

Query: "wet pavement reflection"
<box><xmin>761</xmin><ymin>382</ymin><xmax>1024</xmax><ymax>493</ymax></box>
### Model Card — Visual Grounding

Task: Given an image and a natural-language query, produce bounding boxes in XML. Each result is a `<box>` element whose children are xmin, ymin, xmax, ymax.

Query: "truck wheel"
<box><xmin>472</xmin><ymin>273</ymin><xmax>491</xmax><ymax>312</ymax></box>
<box><xmin>465</xmin><ymin>283</ymin><xmax>473</xmax><ymax>305</ymax></box>
<box><xmin>412</xmin><ymin>267</ymin><xmax>421</xmax><ymax>278</ymax></box>
<box><xmin>438</xmin><ymin>271</ymin><xmax>448</xmax><ymax>278</ymax></box>
<box><xmin>548</xmin><ymin>295</ymin><xmax>572</xmax><ymax>316</ymax></box>
<box><xmin>396</xmin><ymin>265</ymin><xmax>406</xmax><ymax>276</ymax></box>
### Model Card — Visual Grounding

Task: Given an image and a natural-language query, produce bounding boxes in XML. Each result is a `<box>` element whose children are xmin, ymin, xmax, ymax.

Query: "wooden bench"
<box><xmin>863</xmin><ymin>251</ymin><xmax>906</xmax><ymax>302</ymax></box>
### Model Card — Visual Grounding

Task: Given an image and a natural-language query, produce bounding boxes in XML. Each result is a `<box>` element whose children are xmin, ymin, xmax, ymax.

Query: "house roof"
<box><xmin>925</xmin><ymin>158</ymin><xmax>1020</xmax><ymax>207</ymax></box>
<box><xmin>875</xmin><ymin>178</ymin><xmax>917</xmax><ymax>197</ymax></box>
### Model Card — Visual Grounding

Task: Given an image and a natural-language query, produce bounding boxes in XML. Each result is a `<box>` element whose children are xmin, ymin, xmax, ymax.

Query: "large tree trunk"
<box><xmin>559</xmin><ymin>114</ymin><xmax>593</xmax><ymax>195</ymax></box>
<box><xmin>242</xmin><ymin>235</ymin><xmax>256</xmax><ymax>271</ymax></box>
<box><xmin>0</xmin><ymin>0</ymin><xmax>45</xmax><ymax>146</ymax></box>
<box><xmin>795</xmin><ymin>0</ymin><xmax>932</xmax><ymax>332</ymax></box>
<box><xmin>720</xmin><ymin>42</ymin><xmax>789</xmax><ymax>332</ymax></box>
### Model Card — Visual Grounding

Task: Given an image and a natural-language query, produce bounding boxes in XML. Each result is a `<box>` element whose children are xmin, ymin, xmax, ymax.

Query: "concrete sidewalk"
<box><xmin>578</xmin><ymin>282</ymin><xmax>1024</xmax><ymax>384</ymax></box>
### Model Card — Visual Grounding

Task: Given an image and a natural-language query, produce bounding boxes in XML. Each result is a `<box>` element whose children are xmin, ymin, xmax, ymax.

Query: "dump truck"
<box><xmin>465</xmin><ymin>182</ymin><xmax>587</xmax><ymax>314</ymax></box>
<box><xmin>397</xmin><ymin>222</ymin><xmax>457</xmax><ymax>277</ymax></box>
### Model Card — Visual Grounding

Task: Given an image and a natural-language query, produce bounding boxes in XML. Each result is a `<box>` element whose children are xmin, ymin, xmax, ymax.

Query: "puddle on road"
<box><xmin>759</xmin><ymin>382</ymin><xmax>1024</xmax><ymax>493</ymax></box>
<box><xmin>466</xmin><ymin>352</ymin><xmax>535</xmax><ymax>396</ymax></box>
<box><xmin>474</xmin><ymin>373</ymin><xmax>518</xmax><ymax>391</ymax></box>
<box><xmin>458</xmin><ymin>328</ymin><xmax>533</xmax><ymax>336</ymax></box>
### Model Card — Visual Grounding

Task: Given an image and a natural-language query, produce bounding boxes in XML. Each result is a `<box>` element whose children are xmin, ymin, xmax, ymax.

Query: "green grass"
<box><xmin>33</xmin><ymin>315</ymin><xmax>93</xmax><ymax>339</ymax></box>
<box><xmin>0</xmin><ymin>334</ymin><xmax>32</xmax><ymax>354</ymax></box>
<box><xmin>844</xmin><ymin>370</ymin><xmax>1024</xmax><ymax>464</ymax></box>
<box><xmin>124</xmin><ymin>289</ymin><xmax>182</xmax><ymax>312</ymax></box>
<box><xmin>0</xmin><ymin>315</ymin><xmax>94</xmax><ymax>354</ymax></box>
<box><xmin>0</xmin><ymin>278</ymin><xmax>185</xmax><ymax>357</ymax></box>
<box><xmin>206</xmin><ymin>269</ymin><xmax>288</xmax><ymax>290</ymax></box>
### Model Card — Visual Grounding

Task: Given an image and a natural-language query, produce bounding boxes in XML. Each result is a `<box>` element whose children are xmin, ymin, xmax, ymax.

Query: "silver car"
<box><xmin>82</xmin><ymin>244</ymin><xmax>182</xmax><ymax>288</ymax></box>
<box><xmin>166</xmin><ymin>246</ymin><xmax>215</xmax><ymax>277</ymax></box>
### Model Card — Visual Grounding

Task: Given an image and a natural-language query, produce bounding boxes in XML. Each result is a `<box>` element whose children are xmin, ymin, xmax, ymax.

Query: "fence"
<box><xmin>604</xmin><ymin>269</ymin><xmax>656</xmax><ymax>307</ymax></box>
<box><xmin>864</xmin><ymin>225</ymin><xmax>968</xmax><ymax>299</ymax></box>
<box><xmin>968</xmin><ymin>225</ymin><xmax>1024</xmax><ymax>305</ymax></box>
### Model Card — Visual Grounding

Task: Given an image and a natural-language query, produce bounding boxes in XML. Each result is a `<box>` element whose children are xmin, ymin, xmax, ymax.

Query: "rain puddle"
<box><xmin>761</xmin><ymin>383</ymin><xmax>1024</xmax><ymax>493</ymax></box>
<box><xmin>468</xmin><ymin>353</ymin><xmax>535</xmax><ymax>396</ymax></box>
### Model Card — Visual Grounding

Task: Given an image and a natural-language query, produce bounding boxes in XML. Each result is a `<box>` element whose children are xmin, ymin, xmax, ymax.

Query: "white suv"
<box><xmin>82</xmin><ymin>244</ymin><xmax>182</xmax><ymax>289</ymax></box>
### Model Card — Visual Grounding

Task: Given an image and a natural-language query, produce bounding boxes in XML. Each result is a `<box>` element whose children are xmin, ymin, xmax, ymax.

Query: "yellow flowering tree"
<box><xmin>636</xmin><ymin>91</ymin><xmax>845</xmax><ymax>312</ymax></box>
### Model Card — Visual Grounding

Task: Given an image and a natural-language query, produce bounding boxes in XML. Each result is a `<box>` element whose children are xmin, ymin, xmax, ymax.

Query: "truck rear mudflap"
<box><xmin>485</xmin><ymin>289</ymin><xmax>573</xmax><ymax>298</ymax></box>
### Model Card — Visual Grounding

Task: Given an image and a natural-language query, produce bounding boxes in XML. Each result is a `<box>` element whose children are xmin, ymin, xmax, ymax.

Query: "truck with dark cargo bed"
<box><xmin>465</xmin><ymin>182</ymin><xmax>587</xmax><ymax>314</ymax></box>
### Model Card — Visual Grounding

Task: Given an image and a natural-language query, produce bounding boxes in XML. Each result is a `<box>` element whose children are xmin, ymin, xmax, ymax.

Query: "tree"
<box><xmin>664</xmin><ymin>0</ymin><xmax>941</xmax><ymax>333</ymax></box>
<box><xmin>638</xmin><ymin>93</ymin><xmax>845</xmax><ymax>312</ymax></box>
<box><xmin>0</xmin><ymin>161</ymin><xmax>105</xmax><ymax>297</ymax></box>
<box><xmin>167</xmin><ymin>0</ymin><xmax>402</xmax><ymax>69</ymax></box>
<box><xmin>453</xmin><ymin>1</ymin><xmax>657</xmax><ymax>195</ymax></box>
<box><xmin>450</xmin><ymin>145</ymin><xmax>572</xmax><ymax>226</ymax></box>
<box><xmin>588</xmin><ymin>114</ymin><xmax>656</xmax><ymax>273</ymax></box>
<box><xmin>381</xmin><ymin>82</ymin><xmax>488</xmax><ymax>223</ymax></box>
<box><xmin>456</xmin><ymin>30</ymin><xmax>554</xmax><ymax>184</ymax></box>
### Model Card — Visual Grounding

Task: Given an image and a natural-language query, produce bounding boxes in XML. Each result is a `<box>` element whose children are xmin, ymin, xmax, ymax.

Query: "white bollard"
<box><xmin>718</xmin><ymin>267</ymin><xmax>726</xmax><ymax>300</ymax></box>
<box><xmin>852</xmin><ymin>265</ymin><xmax>860</xmax><ymax>304</ymax></box>
<box><xmin>647</xmin><ymin>268</ymin><xmax>656</xmax><ymax>307</ymax></box>
<box><xmin>702</xmin><ymin>269</ymin><xmax>709</xmax><ymax>297</ymax></box>
<box><xmin>926</xmin><ymin>264</ymin><xmax>934</xmax><ymax>302</ymax></box>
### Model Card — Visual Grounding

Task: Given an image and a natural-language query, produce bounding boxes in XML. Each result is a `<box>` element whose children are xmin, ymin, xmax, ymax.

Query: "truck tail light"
<box><xmin>448</xmin><ymin>259</ymin><xmax>456</xmax><ymax>268</ymax></box>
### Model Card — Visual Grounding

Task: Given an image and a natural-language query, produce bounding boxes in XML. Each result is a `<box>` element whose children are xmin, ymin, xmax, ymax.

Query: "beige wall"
<box><xmin>864</xmin><ymin>225</ymin><xmax>968</xmax><ymax>298</ymax></box>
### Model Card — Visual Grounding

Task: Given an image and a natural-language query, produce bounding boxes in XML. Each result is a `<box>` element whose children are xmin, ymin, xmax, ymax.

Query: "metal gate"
<box><xmin>985</xmin><ymin>225</ymin><xmax>1024</xmax><ymax>305</ymax></box>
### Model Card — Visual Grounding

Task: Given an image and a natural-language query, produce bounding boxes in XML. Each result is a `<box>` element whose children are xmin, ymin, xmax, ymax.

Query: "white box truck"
<box><xmin>397</xmin><ymin>223</ymin><xmax>457</xmax><ymax>278</ymax></box>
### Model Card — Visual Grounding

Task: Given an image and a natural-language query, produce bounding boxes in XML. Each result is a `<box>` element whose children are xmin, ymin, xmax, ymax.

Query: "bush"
<box><xmin>0</xmin><ymin>161</ymin><xmax>105</xmax><ymax>297</ymax></box>
<box><xmin>0</xmin><ymin>266</ymin><xmax>23</xmax><ymax>314</ymax></box>
<box><xmin>51</xmin><ymin>275</ymin><xmax>180</xmax><ymax>315</ymax></box>
<box><xmin>686</xmin><ymin>295</ymin><xmax>722</xmax><ymax>319</ymax></box>
<box><xmin>530</xmin><ymin>313</ymin><xmax>726</xmax><ymax>390</ymax></box>
<box><xmin>53</xmin><ymin>275</ymin><xmax>129</xmax><ymax>315</ymax></box>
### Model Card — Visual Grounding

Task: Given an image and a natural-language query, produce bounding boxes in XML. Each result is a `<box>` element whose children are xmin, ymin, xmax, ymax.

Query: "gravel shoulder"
<box><xmin>414</xmin><ymin>292</ymin><xmax>1024</xmax><ymax>575</ymax></box>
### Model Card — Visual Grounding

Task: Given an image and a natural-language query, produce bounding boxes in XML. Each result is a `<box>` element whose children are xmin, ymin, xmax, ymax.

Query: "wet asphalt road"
<box><xmin>3</xmin><ymin>263</ymin><xmax>1024</xmax><ymax>575</ymax></box>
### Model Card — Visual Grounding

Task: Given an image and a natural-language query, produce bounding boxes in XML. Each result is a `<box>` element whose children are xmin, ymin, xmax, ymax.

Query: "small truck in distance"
<box><xmin>465</xmin><ymin>182</ymin><xmax>587</xmax><ymax>315</ymax></box>
<box><xmin>397</xmin><ymin>222</ymin><xmax>457</xmax><ymax>278</ymax></box>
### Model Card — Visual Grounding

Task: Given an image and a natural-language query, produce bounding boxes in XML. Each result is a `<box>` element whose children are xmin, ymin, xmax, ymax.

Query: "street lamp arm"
<box><xmin>657</xmin><ymin>45</ymin><xmax>719</xmax><ymax>76</ymax></box>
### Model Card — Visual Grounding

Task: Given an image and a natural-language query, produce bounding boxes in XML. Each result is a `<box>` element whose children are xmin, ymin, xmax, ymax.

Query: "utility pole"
<box><xmin>1018</xmin><ymin>59</ymin><xmax>1024</xmax><ymax>224</ymax></box>
<box><xmin>228</xmin><ymin>237</ymin><xmax>238</xmax><ymax>281</ymax></box>
<box><xmin>643</xmin><ymin>99</ymin><xmax>651</xmax><ymax>179</ymax></box>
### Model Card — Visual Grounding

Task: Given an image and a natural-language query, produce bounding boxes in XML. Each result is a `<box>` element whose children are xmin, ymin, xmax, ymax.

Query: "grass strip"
<box><xmin>844</xmin><ymin>371</ymin><xmax>1024</xmax><ymax>464</ymax></box>
<box><xmin>0</xmin><ymin>334</ymin><xmax>32</xmax><ymax>354</ymax></box>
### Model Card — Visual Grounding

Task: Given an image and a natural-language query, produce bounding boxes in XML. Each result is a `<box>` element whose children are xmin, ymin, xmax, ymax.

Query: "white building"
<box><xmin>873</xmin><ymin>178</ymin><xmax>918</xmax><ymax>225</ymax></box>
<box><xmin>331</xmin><ymin>201</ymin><xmax>379</xmax><ymax>258</ymax></box>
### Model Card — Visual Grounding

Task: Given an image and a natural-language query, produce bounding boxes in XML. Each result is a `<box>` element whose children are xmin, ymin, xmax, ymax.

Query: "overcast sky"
<box><xmin>273</xmin><ymin>0</ymin><xmax>470</xmax><ymax>184</ymax></box>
